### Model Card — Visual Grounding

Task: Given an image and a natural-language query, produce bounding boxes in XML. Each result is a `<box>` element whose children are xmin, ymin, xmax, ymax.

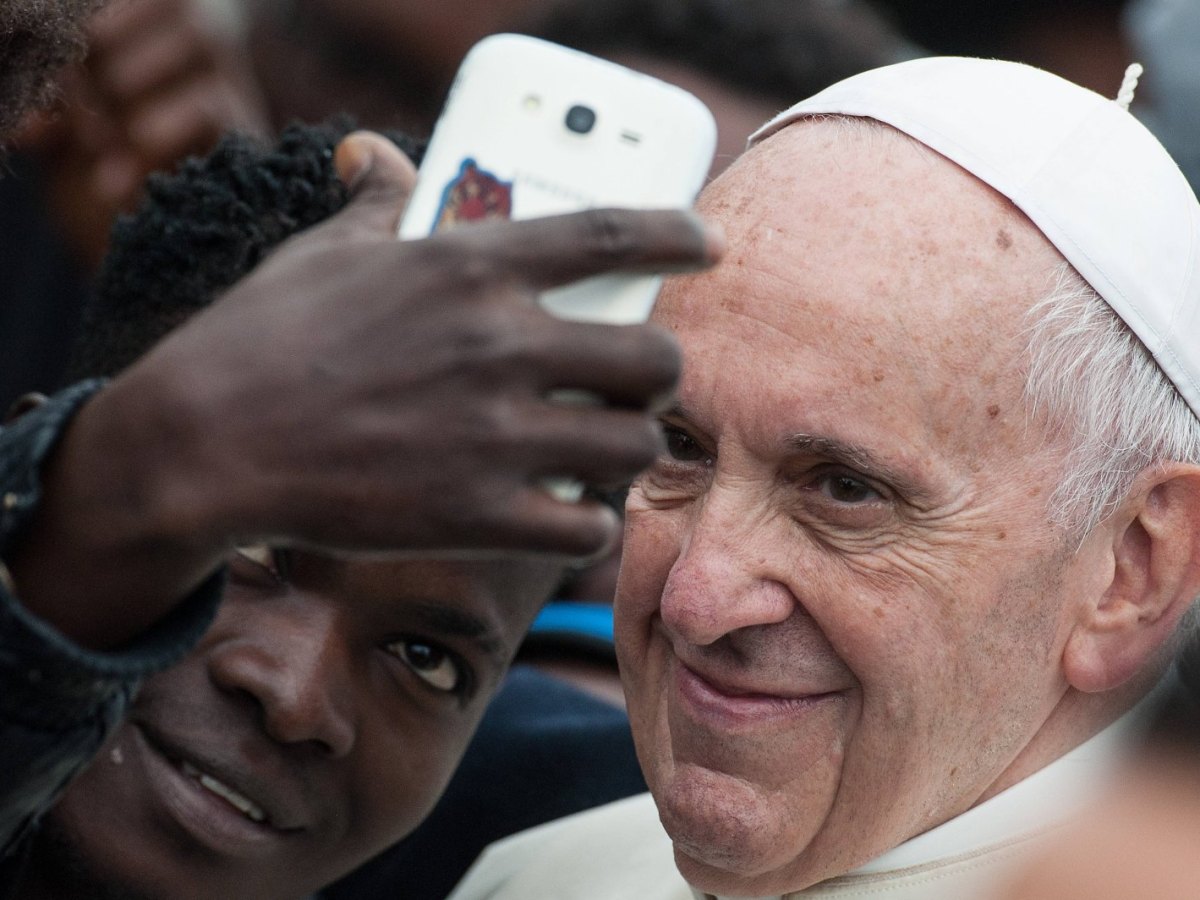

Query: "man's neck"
<box><xmin>13</xmin><ymin>821</ymin><xmax>154</xmax><ymax>900</ymax></box>
<box><xmin>976</xmin><ymin>678</ymin><xmax>1155</xmax><ymax>808</ymax></box>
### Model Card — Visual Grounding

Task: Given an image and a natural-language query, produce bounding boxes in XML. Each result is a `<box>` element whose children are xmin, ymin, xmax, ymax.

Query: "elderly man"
<box><xmin>448</xmin><ymin>57</ymin><xmax>1200</xmax><ymax>899</ymax></box>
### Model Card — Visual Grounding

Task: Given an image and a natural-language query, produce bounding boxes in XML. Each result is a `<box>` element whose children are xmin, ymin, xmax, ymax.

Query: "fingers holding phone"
<box><xmin>391</xmin><ymin>34</ymin><xmax>718</xmax><ymax>507</ymax></box>
<box><xmin>87</xmin><ymin>36</ymin><xmax>721</xmax><ymax>568</ymax></box>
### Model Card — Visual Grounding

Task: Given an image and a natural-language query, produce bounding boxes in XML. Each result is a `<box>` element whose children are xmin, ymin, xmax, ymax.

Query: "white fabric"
<box><xmin>816</xmin><ymin>704</ymin><xmax>1137</xmax><ymax>878</ymax></box>
<box><xmin>448</xmin><ymin>713</ymin><xmax>1141</xmax><ymax>900</ymax></box>
<box><xmin>749</xmin><ymin>56</ymin><xmax>1200</xmax><ymax>419</ymax></box>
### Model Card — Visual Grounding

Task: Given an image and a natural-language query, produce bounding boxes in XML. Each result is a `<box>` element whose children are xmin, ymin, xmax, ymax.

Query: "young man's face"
<box><xmin>28</xmin><ymin>551</ymin><xmax>560</xmax><ymax>899</ymax></box>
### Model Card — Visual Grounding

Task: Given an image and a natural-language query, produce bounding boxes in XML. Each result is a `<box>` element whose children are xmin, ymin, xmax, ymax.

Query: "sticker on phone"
<box><xmin>432</xmin><ymin>159</ymin><xmax>514</xmax><ymax>232</ymax></box>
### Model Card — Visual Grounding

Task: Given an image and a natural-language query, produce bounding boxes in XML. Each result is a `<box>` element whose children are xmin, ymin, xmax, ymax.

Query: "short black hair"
<box><xmin>874</xmin><ymin>0</ymin><xmax>1128</xmax><ymax>59</ymax></box>
<box><xmin>522</xmin><ymin>0</ymin><xmax>920</xmax><ymax>108</ymax></box>
<box><xmin>65</xmin><ymin>119</ymin><xmax>423</xmax><ymax>381</ymax></box>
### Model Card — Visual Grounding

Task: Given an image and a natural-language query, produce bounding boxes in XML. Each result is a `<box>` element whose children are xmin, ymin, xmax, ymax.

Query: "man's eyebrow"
<box><xmin>786</xmin><ymin>433</ymin><xmax>933</xmax><ymax>502</ymax></box>
<box><xmin>403</xmin><ymin>600</ymin><xmax>507</xmax><ymax>666</ymax></box>
<box><xmin>660</xmin><ymin>402</ymin><xmax>697</xmax><ymax>424</ymax></box>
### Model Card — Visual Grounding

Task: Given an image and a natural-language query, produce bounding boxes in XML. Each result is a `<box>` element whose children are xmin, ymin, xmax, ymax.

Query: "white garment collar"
<box><xmin>695</xmin><ymin>690</ymin><xmax>1161</xmax><ymax>900</ymax></box>
<box><xmin>850</xmin><ymin>704</ymin><xmax>1143</xmax><ymax>875</ymax></box>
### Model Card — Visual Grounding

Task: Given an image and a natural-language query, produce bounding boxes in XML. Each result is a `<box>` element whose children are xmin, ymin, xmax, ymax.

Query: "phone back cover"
<box><xmin>399</xmin><ymin>34</ymin><xmax>717</xmax><ymax>323</ymax></box>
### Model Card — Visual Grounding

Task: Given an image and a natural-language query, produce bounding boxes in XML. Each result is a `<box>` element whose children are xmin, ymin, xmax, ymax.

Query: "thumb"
<box><xmin>334</xmin><ymin>131</ymin><xmax>419</xmax><ymax>235</ymax></box>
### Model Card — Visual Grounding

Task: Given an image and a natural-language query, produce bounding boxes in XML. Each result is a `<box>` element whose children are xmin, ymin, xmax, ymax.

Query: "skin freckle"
<box><xmin>996</xmin><ymin>229</ymin><xmax>1013</xmax><ymax>250</ymax></box>
<box><xmin>987</xmin><ymin>404</ymin><xmax>1001</xmax><ymax>418</ymax></box>
<box><xmin>873</xmin><ymin>371</ymin><xmax>886</xmax><ymax>383</ymax></box>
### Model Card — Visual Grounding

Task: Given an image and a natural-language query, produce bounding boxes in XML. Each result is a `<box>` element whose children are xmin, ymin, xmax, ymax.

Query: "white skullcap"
<box><xmin>749</xmin><ymin>56</ymin><xmax>1200</xmax><ymax>418</ymax></box>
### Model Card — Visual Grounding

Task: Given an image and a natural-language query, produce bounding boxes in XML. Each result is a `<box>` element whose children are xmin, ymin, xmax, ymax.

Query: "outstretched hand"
<box><xmin>8</xmin><ymin>131</ymin><xmax>723</xmax><ymax>647</ymax></box>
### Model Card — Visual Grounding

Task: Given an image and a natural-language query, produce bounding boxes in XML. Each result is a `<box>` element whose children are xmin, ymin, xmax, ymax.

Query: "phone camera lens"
<box><xmin>565</xmin><ymin>104</ymin><xmax>597</xmax><ymax>135</ymax></box>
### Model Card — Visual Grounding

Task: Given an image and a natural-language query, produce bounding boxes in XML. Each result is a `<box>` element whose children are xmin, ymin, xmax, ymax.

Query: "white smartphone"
<box><xmin>397</xmin><ymin>33</ymin><xmax>717</xmax><ymax>324</ymax></box>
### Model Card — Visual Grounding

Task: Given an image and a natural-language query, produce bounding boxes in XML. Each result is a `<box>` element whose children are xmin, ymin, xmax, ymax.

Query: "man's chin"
<box><xmin>672</xmin><ymin>846</ymin><xmax>817</xmax><ymax>899</ymax></box>
<box><xmin>21</xmin><ymin>812</ymin><xmax>161</xmax><ymax>900</ymax></box>
<box><xmin>652</xmin><ymin>765</ymin><xmax>825</xmax><ymax>896</ymax></box>
<box><xmin>0</xmin><ymin>0</ymin><xmax>102</xmax><ymax>137</ymax></box>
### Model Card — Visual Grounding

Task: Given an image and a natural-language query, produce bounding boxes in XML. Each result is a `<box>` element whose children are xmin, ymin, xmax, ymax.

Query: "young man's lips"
<box><xmin>134</xmin><ymin>726</ymin><xmax>307</xmax><ymax>856</ymax></box>
<box><xmin>177</xmin><ymin>759</ymin><xmax>270</xmax><ymax>824</ymax></box>
<box><xmin>674</xmin><ymin>660</ymin><xmax>839</xmax><ymax>728</ymax></box>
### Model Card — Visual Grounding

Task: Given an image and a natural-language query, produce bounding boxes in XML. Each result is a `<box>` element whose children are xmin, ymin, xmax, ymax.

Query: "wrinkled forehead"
<box><xmin>705</xmin><ymin>116</ymin><xmax>1024</xmax><ymax>236</ymax></box>
<box><xmin>652</xmin><ymin>117</ymin><xmax>1075</xmax><ymax>470</ymax></box>
<box><xmin>685</xmin><ymin>117</ymin><xmax>1063</xmax><ymax>335</ymax></box>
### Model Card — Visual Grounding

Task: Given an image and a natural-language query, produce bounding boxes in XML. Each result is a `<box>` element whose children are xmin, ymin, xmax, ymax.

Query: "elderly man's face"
<box><xmin>615</xmin><ymin>122</ymin><xmax>1107</xmax><ymax>895</ymax></box>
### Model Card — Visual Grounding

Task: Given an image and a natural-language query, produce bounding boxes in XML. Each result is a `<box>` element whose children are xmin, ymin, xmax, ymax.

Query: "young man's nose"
<box><xmin>659</xmin><ymin>493</ymin><xmax>795</xmax><ymax>646</ymax></box>
<box><xmin>208</xmin><ymin>600</ymin><xmax>357</xmax><ymax>757</ymax></box>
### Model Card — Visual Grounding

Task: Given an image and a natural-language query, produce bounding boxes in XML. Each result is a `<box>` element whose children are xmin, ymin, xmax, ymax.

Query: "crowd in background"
<box><xmin>6</xmin><ymin>0</ymin><xmax>1200</xmax><ymax>411</ymax></box>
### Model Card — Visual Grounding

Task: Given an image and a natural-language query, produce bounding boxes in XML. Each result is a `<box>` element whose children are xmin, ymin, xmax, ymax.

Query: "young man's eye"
<box><xmin>388</xmin><ymin>638</ymin><xmax>464</xmax><ymax>693</ymax></box>
<box><xmin>230</xmin><ymin>545</ymin><xmax>290</xmax><ymax>584</ymax></box>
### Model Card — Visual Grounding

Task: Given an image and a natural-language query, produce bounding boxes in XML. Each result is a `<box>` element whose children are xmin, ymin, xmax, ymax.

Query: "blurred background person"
<box><xmin>997</xmin><ymin>630</ymin><xmax>1199</xmax><ymax>900</ymax></box>
<box><xmin>1123</xmin><ymin>0</ymin><xmax>1200</xmax><ymax>194</ymax></box>
<box><xmin>1</xmin><ymin>0</ymin><xmax>272</xmax><ymax>407</ymax></box>
<box><xmin>869</xmin><ymin>0</ymin><xmax>1131</xmax><ymax>93</ymax></box>
<box><xmin>867</xmin><ymin>0</ymin><xmax>1199</xmax><ymax>190</ymax></box>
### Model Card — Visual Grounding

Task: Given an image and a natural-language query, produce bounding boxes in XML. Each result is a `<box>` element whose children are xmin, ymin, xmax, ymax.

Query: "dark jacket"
<box><xmin>0</xmin><ymin>382</ymin><xmax>219</xmax><ymax>886</ymax></box>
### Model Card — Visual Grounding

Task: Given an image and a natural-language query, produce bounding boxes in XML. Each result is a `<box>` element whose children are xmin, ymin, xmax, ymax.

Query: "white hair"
<box><xmin>1022</xmin><ymin>264</ymin><xmax>1200</xmax><ymax>533</ymax></box>
<box><xmin>1023</xmin><ymin>264</ymin><xmax>1200</xmax><ymax>641</ymax></box>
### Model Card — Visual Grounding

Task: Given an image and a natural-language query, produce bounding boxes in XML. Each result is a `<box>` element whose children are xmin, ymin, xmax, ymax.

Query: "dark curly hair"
<box><xmin>65</xmin><ymin>118</ymin><xmax>423</xmax><ymax>381</ymax></box>
<box><xmin>522</xmin><ymin>0</ymin><xmax>920</xmax><ymax>109</ymax></box>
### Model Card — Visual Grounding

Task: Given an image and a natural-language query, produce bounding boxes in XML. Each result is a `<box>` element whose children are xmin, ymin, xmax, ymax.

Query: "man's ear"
<box><xmin>4</xmin><ymin>392</ymin><xmax>48</xmax><ymax>424</ymax></box>
<box><xmin>1063</xmin><ymin>464</ymin><xmax>1200</xmax><ymax>693</ymax></box>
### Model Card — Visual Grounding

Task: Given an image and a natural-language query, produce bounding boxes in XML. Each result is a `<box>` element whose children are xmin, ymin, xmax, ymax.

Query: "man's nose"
<box><xmin>659</xmin><ymin>492</ymin><xmax>795</xmax><ymax>646</ymax></box>
<box><xmin>208</xmin><ymin>598</ymin><xmax>357</xmax><ymax>758</ymax></box>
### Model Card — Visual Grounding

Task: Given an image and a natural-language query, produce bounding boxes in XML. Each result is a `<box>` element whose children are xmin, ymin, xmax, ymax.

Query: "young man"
<box><xmin>0</xmin><ymin>0</ymin><xmax>719</xmax><ymax>884</ymax></box>
<box><xmin>4</xmin><ymin>122</ymin><xmax>579</xmax><ymax>899</ymax></box>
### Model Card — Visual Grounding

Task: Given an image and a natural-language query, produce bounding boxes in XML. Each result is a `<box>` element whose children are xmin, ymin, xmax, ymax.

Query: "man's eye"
<box><xmin>820</xmin><ymin>473</ymin><xmax>880</xmax><ymax>504</ymax></box>
<box><xmin>663</xmin><ymin>425</ymin><xmax>712</xmax><ymax>465</ymax></box>
<box><xmin>231</xmin><ymin>545</ymin><xmax>289</xmax><ymax>583</ymax></box>
<box><xmin>389</xmin><ymin>638</ymin><xmax>463</xmax><ymax>693</ymax></box>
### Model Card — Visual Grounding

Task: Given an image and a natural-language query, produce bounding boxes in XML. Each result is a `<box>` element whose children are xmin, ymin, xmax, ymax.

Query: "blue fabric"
<box><xmin>529</xmin><ymin>601</ymin><xmax>615</xmax><ymax>644</ymax></box>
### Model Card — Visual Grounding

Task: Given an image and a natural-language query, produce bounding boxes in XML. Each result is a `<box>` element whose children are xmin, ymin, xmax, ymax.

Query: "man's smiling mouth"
<box><xmin>131</xmin><ymin>724</ymin><xmax>314</xmax><ymax>856</ymax></box>
<box><xmin>673</xmin><ymin>659</ymin><xmax>842</xmax><ymax>730</ymax></box>
<box><xmin>179</xmin><ymin>760</ymin><xmax>268</xmax><ymax>824</ymax></box>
